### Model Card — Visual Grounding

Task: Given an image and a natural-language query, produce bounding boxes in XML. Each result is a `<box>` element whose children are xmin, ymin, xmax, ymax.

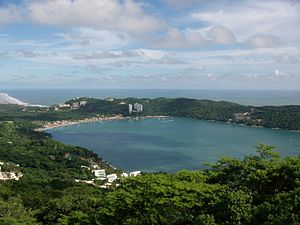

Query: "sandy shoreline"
<box><xmin>35</xmin><ymin>115</ymin><xmax>170</xmax><ymax>132</ymax></box>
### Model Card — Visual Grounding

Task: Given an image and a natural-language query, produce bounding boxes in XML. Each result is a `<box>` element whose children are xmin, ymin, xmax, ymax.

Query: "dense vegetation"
<box><xmin>0</xmin><ymin>119</ymin><xmax>299</xmax><ymax>224</ymax></box>
<box><xmin>1</xmin><ymin>97</ymin><xmax>300</xmax><ymax>130</ymax></box>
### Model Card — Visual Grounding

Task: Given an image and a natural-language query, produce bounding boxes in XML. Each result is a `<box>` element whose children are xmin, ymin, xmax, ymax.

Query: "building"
<box><xmin>121</xmin><ymin>172</ymin><xmax>129</xmax><ymax>177</ymax></box>
<box><xmin>129</xmin><ymin>103</ymin><xmax>143</xmax><ymax>114</ymax></box>
<box><xmin>105</xmin><ymin>97</ymin><xmax>114</xmax><ymax>102</ymax></box>
<box><xmin>71</xmin><ymin>102</ymin><xmax>80</xmax><ymax>110</ymax></box>
<box><xmin>130</xmin><ymin>171</ymin><xmax>141</xmax><ymax>177</ymax></box>
<box><xmin>134</xmin><ymin>103</ymin><xmax>143</xmax><ymax>112</ymax></box>
<box><xmin>79</xmin><ymin>100</ymin><xmax>87</xmax><ymax>106</ymax></box>
<box><xmin>92</xmin><ymin>169</ymin><xmax>106</xmax><ymax>179</ymax></box>
<box><xmin>58</xmin><ymin>104</ymin><xmax>70</xmax><ymax>108</ymax></box>
<box><xmin>106</xmin><ymin>174</ymin><xmax>118</xmax><ymax>183</ymax></box>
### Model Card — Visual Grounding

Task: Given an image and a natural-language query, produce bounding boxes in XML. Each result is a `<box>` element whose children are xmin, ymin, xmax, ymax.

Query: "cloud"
<box><xmin>276</xmin><ymin>53</ymin><xmax>298</xmax><ymax>64</ymax></box>
<box><xmin>247</xmin><ymin>34</ymin><xmax>280</xmax><ymax>48</ymax></box>
<box><xmin>150</xmin><ymin>56</ymin><xmax>185</xmax><ymax>65</ymax></box>
<box><xmin>56</xmin><ymin>28</ymin><xmax>132</xmax><ymax>49</ymax></box>
<box><xmin>207</xmin><ymin>25</ymin><xmax>236</xmax><ymax>45</ymax></box>
<box><xmin>72</xmin><ymin>50</ymin><xmax>141</xmax><ymax>60</ymax></box>
<box><xmin>0</xmin><ymin>4</ymin><xmax>22</xmax><ymax>25</ymax></box>
<box><xmin>0</xmin><ymin>50</ymin><xmax>57</xmax><ymax>59</ymax></box>
<box><xmin>27</xmin><ymin>0</ymin><xmax>162</xmax><ymax>34</ymax></box>
<box><xmin>149</xmin><ymin>28</ymin><xmax>207</xmax><ymax>49</ymax></box>
<box><xmin>192</xmin><ymin>0</ymin><xmax>300</xmax><ymax>42</ymax></box>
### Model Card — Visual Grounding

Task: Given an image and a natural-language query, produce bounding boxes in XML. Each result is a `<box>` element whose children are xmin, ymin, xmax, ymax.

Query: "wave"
<box><xmin>0</xmin><ymin>93</ymin><xmax>47</xmax><ymax>107</ymax></box>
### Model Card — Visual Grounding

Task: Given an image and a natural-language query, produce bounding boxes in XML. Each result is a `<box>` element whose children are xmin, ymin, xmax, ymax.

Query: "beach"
<box><xmin>34</xmin><ymin>115</ymin><xmax>169</xmax><ymax>131</ymax></box>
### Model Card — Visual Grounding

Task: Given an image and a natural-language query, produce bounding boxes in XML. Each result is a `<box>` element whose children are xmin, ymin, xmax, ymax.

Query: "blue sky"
<box><xmin>0</xmin><ymin>0</ymin><xmax>299</xmax><ymax>89</ymax></box>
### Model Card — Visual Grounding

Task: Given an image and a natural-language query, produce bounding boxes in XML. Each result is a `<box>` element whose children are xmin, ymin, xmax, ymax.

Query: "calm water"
<box><xmin>2</xmin><ymin>89</ymin><xmax>300</xmax><ymax>106</ymax></box>
<box><xmin>48</xmin><ymin>118</ymin><xmax>300</xmax><ymax>173</ymax></box>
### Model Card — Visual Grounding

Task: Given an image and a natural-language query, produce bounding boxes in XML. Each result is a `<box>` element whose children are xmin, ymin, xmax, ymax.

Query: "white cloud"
<box><xmin>207</xmin><ymin>25</ymin><xmax>236</xmax><ymax>45</ymax></box>
<box><xmin>56</xmin><ymin>28</ymin><xmax>131</xmax><ymax>49</ymax></box>
<box><xmin>0</xmin><ymin>4</ymin><xmax>22</xmax><ymax>25</ymax></box>
<box><xmin>27</xmin><ymin>0</ymin><xmax>162</xmax><ymax>34</ymax></box>
<box><xmin>149</xmin><ymin>28</ymin><xmax>207</xmax><ymax>49</ymax></box>
<box><xmin>247</xmin><ymin>34</ymin><xmax>280</xmax><ymax>48</ymax></box>
<box><xmin>192</xmin><ymin>0</ymin><xmax>300</xmax><ymax>42</ymax></box>
<box><xmin>72</xmin><ymin>50</ymin><xmax>141</xmax><ymax>60</ymax></box>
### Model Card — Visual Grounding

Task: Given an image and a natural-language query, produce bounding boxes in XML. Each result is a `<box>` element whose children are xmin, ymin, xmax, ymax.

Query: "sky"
<box><xmin>0</xmin><ymin>0</ymin><xmax>299</xmax><ymax>89</ymax></box>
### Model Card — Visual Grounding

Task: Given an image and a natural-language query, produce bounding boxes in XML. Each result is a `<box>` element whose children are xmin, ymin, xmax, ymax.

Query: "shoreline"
<box><xmin>34</xmin><ymin>115</ymin><xmax>170</xmax><ymax>131</ymax></box>
<box><xmin>34</xmin><ymin>115</ymin><xmax>300</xmax><ymax>133</ymax></box>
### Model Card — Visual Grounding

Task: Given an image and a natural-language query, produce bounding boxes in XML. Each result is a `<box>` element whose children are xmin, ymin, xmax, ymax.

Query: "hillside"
<box><xmin>1</xmin><ymin>96</ymin><xmax>300</xmax><ymax>130</ymax></box>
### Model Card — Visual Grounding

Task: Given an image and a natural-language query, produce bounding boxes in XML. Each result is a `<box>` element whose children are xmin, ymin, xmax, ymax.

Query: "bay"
<box><xmin>48</xmin><ymin>117</ymin><xmax>300</xmax><ymax>173</ymax></box>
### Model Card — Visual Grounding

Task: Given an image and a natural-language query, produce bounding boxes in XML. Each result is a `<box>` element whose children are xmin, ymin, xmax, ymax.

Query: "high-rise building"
<box><xmin>129</xmin><ymin>104</ymin><xmax>133</xmax><ymax>114</ymax></box>
<box><xmin>134</xmin><ymin>103</ymin><xmax>143</xmax><ymax>112</ymax></box>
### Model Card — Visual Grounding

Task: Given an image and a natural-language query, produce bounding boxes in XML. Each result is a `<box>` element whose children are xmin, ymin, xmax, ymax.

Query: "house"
<box><xmin>58</xmin><ymin>104</ymin><xmax>70</xmax><ymax>109</ymax></box>
<box><xmin>130</xmin><ymin>171</ymin><xmax>141</xmax><ymax>177</ymax></box>
<box><xmin>105</xmin><ymin>97</ymin><xmax>114</xmax><ymax>102</ymax></box>
<box><xmin>0</xmin><ymin>162</ymin><xmax>23</xmax><ymax>181</ymax></box>
<box><xmin>106</xmin><ymin>174</ymin><xmax>118</xmax><ymax>183</ymax></box>
<box><xmin>71</xmin><ymin>102</ymin><xmax>80</xmax><ymax>110</ymax></box>
<box><xmin>80</xmin><ymin>100</ymin><xmax>87</xmax><ymax>106</ymax></box>
<box><xmin>92</xmin><ymin>169</ymin><xmax>106</xmax><ymax>179</ymax></box>
<box><xmin>119</xmin><ymin>101</ymin><xmax>126</xmax><ymax>105</ymax></box>
<box><xmin>121</xmin><ymin>172</ymin><xmax>129</xmax><ymax>177</ymax></box>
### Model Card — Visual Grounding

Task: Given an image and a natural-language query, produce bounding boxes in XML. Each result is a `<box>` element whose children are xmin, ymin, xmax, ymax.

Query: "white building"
<box><xmin>134</xmin><ymin>103</ymin><xmax>143</xmax><ymax>112</ymax></box>
<box><xmin>130</xmin><ymin>171</ymin><xmax>141</xmax><ymax>177</ymax></box>
<box><xmin>107</xmin><ymin>174</ymin><xmax>118</xmax><ymax>183</ymax></box>
<box><xmin>121</xmin><ymin>172</ymin><xmax>129</xmax><ymax>178</ymax></box>
<box><xmin>92</xmin><ymin>169</ymin><xmax>106</xmax><ymax>179</ymax></box>
<box><xmin>79</xmin><ymin>100</ymin><xmax>87</xmax><ymax>106</ymax></box>
<box><xmin>129</xmin><ymin>104</ymin><xmax>133</xmax><ymax>114</ymax></box>
<box><xmin>105</xmin><ymin>97</ymin><xmax>114</xmax><ymax>102</ymax></box>
<box><xmin>129</xmin><ymin>103</ymin><xmax>143</xmax><ymax>114</ymax></box>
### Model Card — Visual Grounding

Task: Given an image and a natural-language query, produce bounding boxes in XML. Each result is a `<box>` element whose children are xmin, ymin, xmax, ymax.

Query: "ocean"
<box><xmin>1</xmin><ymin>89</ymin><xmax>300</xmax><ymax>106</ymax></box>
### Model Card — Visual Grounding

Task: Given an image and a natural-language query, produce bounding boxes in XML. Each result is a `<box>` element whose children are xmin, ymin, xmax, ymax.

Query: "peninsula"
<box><xmin>1</xmin><ymin>94</ymin><xmax>299</xmax><ymax>130</ymax></box>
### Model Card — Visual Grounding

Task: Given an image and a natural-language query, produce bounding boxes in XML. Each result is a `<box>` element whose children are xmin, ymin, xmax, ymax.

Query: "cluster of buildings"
<box><xmin>51</xmin><ymin>99</ymin><xmax>88</xmax><ymax>111</ymax></box>
<box><xmin>129</xmin><ymin>103</ymin><xmax>144</xmax><ymax>114</ymax></box>
<box><xmin>76</xmin><ymin>164</ymin><xmax>141</xmax><ymax>188</ymax></box>
<box><xmin>0</xmin><ymin>162</ymin><xmax>23</xmax><ymax>181</ymax></box>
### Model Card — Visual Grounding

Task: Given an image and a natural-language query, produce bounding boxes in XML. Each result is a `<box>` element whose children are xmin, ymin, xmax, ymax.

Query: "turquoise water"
<box><xmin>48</xmin><ymin>118</ymin><xmax>300</xmax><ymax>173</ymax></box>
<box><xmin>2</xmin><ymin>89</ymin><xmax>300</xmax><ymax>106</ymax></box>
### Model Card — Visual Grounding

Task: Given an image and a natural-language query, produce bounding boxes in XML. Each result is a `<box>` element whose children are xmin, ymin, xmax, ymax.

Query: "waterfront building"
<box><xmin>129</xmin><ymin>104</ymin><xmax>133</xmax><ymax>114</ymax></box>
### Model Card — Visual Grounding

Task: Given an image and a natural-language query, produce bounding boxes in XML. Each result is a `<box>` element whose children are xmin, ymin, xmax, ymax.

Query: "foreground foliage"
<box><xmin>0</xmin><ymin>120</ymin><xmax>299</xmax><ymax>224</ymax></box>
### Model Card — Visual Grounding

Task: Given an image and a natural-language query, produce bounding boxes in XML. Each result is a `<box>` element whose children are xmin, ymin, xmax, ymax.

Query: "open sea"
<box><xmin>1</xmin><ymin>89</ymin><xmax>300</xmax><ymax>106</ymax></box>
